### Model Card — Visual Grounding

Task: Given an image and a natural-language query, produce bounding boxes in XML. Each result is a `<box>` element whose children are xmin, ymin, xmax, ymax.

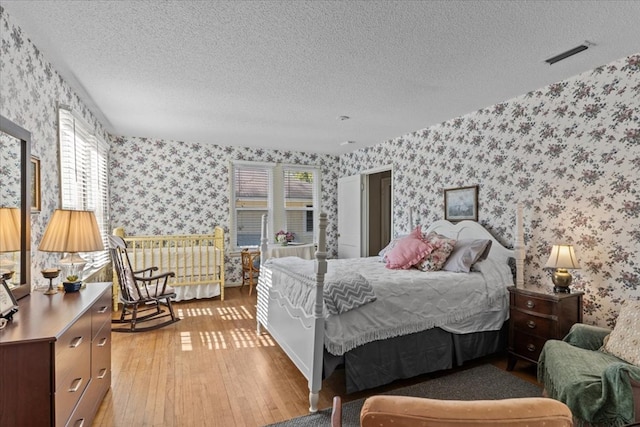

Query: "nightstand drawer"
<box><xmin>511</xmin><ymin>309</ymin><xmax>553</xmax><ymax>336</ymax></box>
<box><xmin>507</xmin><ymin>286</ymin><xmax>583</xmax><ymax>371</ymax></box>
<box><xmin>512</xmin><ymin>331</ymin><xmax>547</xmax><ymax>362</ymax></box>
<box><xmin>512</xmin><ymin>293</ymin><xmax>555</xmax><ymax>315</ymax></box>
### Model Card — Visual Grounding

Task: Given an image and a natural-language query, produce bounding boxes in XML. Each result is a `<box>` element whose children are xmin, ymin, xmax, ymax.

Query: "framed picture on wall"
<box><xmin>30</xmin><ymin>156</ymin><xmax>40</xmax><ymax>213</ymax></box>
<box><xmin>444</xmin><ymin>185</ymin><xmax>478</xmax><ymax>222</ymax></box>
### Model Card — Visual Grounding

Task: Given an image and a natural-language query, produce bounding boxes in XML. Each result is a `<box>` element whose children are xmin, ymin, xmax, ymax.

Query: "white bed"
<box><xmin>256</xmin><ymin>209</ymin><xmax>524</xmax><ymax>412</ymax></box>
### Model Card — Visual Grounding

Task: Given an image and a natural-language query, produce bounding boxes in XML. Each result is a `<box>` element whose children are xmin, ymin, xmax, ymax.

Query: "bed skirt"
<box><xmin>323</xmin><ymin>323</ymin><xmax>507</xmax><ymax>393</ymax></box>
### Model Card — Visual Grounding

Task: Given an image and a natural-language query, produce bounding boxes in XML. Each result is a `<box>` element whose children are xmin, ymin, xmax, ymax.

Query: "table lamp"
<box><xmin>38</xmin><ymin>209</ymin><xmax>104</xmax><ymax>293</ymax></box>
<box><xmin>0</xmin><ymin>207</ymin><xmax>21</xmax><ymax>280</ymax></box>
<box><xmin>545</xmin><ymin>244</ymin><xmax>580</xmax><ymax>293</ymax></box>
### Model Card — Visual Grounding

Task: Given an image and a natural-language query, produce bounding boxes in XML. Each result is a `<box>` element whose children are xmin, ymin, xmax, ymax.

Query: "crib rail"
<box><xmin>111</xmin><ymin>227</ymin><xmax>225</xmax><ymax>309</ymax></box>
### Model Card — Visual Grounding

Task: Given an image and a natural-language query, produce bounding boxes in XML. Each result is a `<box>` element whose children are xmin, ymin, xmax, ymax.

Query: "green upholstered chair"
<box><xmin>538</xmin><ymin>323</ymin><xmax>640</xmax><ymax>426</ymax></box>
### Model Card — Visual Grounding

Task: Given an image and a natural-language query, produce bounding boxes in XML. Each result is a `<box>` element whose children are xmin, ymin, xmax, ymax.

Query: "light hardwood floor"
<box><xmin>94</xmin><ymin>286</ymin><xmax>539</xmax><ymax>427</ymax></box>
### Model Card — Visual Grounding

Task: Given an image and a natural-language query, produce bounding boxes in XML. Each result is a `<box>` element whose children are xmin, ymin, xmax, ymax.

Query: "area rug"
<box><xmin>265</xmin><ymin>364</ymin><xmax>542</xmax><ymax>427</ymax></box>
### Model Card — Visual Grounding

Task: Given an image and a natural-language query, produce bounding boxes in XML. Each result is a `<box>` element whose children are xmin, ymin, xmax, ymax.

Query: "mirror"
<box><xmin>0</xmin><ymin>114</ymin><xmax>31</xmax><ymax>300</ymax></box>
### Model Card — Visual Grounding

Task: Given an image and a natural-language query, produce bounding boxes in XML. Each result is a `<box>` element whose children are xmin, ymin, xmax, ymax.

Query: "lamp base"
<box><xmin>552</xmin><ymin>268</ymin><xmax>572</xmax><ymax>293</ymax></box>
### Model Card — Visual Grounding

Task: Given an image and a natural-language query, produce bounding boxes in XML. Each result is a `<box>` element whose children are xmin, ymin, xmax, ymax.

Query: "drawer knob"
<box><xmin>70</xmin><ymin>336</ymin><xmax>83</xmax><ymax>348</ymax></box>
<box><xmin>97</xmin><ymin>368</ymin><xmax>108</xmax><ymax>379</ymax></box>
<box><xmin>526</xmin><ymin>343</ymin><xmax>536</xmax><ymax>352</ymax></box>
<box><xmin>97</xmin><ymin>305</ymin><xmax>109</xmax><ymax>314</ymax></box>
<box><xmin>73</xmin><ymin>418</ymin><xmax>85</xmax><ymax>427</ymax></box>
<box><xmin>525</xmin><ymin>300</ymin><xmax>535</xmax><ymax>309</ymax></box>
<box><xmin>527</xmin><ymin>320</ymin><xmax>536</xmax><ymax>329</ymax></box>
<box><xmin>98</xmin><ymin>337</ymin><xmax>108</xmax><ymax>347</ymax></box>
<box><xmin>69</xmin><ymin>377</ymin><xmax>84</xmax><ymax>393</ymax></box>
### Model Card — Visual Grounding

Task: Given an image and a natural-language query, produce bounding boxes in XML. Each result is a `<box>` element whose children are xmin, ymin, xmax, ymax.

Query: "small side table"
<box><xmin>507</xmin><ymin>286</ymin><xmax>583</xmax><ymax>370</ymax></box>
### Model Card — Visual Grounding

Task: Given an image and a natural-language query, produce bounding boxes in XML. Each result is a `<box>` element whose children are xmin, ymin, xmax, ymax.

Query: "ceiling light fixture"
<box><xmin>545</xmin><ymin>41</ymin><xmax>594</xmax><ymax>65</ymax></box>
<box><xmin>337</xmin><ymin>115</ymin><xmax>350</xmax><ymax>121</ymax></box>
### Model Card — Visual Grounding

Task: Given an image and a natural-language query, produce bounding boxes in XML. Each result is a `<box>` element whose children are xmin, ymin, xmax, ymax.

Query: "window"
<box><xmin>230</xmin><ymin>162</ymin><xmax>319</xmax><ymax>250</ymax></box>
<box><xmin>58</xmin><ymin>106</ymin><xmax>110</xmax><ymax>274</ymax></box>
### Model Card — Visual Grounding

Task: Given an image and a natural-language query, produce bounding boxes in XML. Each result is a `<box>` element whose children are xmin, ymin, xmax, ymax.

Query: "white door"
<box><xmin>337</xmin><ymin>175</ymin><xmax>362</xmax><ymax>258</ymax></box>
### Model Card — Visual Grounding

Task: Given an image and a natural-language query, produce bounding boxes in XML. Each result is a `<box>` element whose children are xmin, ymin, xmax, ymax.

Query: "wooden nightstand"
<box><xmin>507</xmin><ymin>286</ymin><xmax>583</xmax><ymax>370</ymax></box>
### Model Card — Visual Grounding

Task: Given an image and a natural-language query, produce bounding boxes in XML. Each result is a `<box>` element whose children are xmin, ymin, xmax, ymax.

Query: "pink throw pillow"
<box><xmin>385</xmin><ymin>227</ymin><xmax>433</xmax><ymax>270</ymax></box>
<box><xmin>415</xmin><ymin>232</ymin><xmax>457</xmax><ymax>271</ymax></box>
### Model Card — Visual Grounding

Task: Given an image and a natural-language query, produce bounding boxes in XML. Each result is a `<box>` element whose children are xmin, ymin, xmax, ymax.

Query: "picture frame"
<box><xmin>444</xmin><ymin>185</ymin><xmax>478</xmax><ymax>222</ymax></box>
<box><xmin>30</xmin><ymin>156</ymin><xmax>40</xmax><ymax>212</ymax></box>
<box><xmin>0</xmin><ymin>276</ymin><xmax>19</xmax><ymax>321</ymax></box>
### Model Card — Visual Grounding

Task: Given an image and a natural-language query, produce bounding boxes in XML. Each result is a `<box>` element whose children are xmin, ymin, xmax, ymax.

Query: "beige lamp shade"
<box><xmin>545</xmin><ymin>244</ymin><xmax>581</xmax><ymax>270</ymax></box>
<box><xmin>0</xmin><ymin>207</ymin><xmax>21</xmax><ymax>253</ymax></box>
<box><xmin>39</xmin><ymin>209</ymin><xmax>104</xmax><ymax>253</ymax></box>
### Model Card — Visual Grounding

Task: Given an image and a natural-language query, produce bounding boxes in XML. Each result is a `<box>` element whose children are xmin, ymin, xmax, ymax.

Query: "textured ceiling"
<box><xmin>2</xmin><ymin>1</ymin><xmax>639</xmax><ymax>154</ymax></box>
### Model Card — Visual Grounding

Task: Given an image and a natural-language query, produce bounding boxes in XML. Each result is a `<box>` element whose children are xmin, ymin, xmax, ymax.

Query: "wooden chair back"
<box><xmin>241</xmin><ymin>248</ymin><xmax>260</xmax><ymax>295</ymax></box>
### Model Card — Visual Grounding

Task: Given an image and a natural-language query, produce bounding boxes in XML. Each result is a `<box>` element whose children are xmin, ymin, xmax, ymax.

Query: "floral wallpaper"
<box><xmin>0</xmin><ymin>132</ymin><xmax>21</xmax><ymax>206</ymax></box>
<box><xmin>109</xmin><ymin>136</ymin><xmax>339</xmax><ymax>284</ymax></box>
<box><xmin>341</xmin><ymin>53</ymin><xmax>640</xmax><ymax>328</ymax></box>
<box><xmin>2</xmin><ymin>5</ymin><xmax>639</xmax><ymax>328</ymax></box>
<box><xmin>0</xmin><ymin>7</ymin><xmax>111</xmax><ymax>289</ymax></box>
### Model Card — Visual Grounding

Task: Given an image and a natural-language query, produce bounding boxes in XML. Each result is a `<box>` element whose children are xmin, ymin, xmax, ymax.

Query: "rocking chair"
<box><xmin>110</xmin><ymin>235</ymin><xmax>180</xmax><ymax>332</ymax></box>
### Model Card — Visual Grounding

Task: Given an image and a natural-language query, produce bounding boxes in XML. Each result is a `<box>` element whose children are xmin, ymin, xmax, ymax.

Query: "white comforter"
<box><xmin>264</xmin><ymin>256</ymin><xmax>513</xmax><ymax>356</ymax></box>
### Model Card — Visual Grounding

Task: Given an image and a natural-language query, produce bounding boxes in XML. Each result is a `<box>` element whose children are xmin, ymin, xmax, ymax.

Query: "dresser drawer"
<box><xmin>512</xmin><ymin>331</ymin><xmax>547</xmax><ymax>363</ymax></box>
<box><xmin>92</xmin><ymin>322</ymin><xmax>111</xmax><ymax>394</ymax></box>
<box><xmin>92</xmin><ymin>290</ymin><xmax>112</xmax><ymax>339</ymax></box>
<box><xmin>67</xmin><ymin>330</ymin><xmax>111</xmax><ymax>427</ymax></box>
<box><xmin>0</xmin><ymin>283</ymin><xmax>112</xmax><ymax>427</ymax></box>
<box><xmin>55</xmin><ymin>310</ymin><xmax>92</xmax><ymax>385</ymax></box>
<box><xmin>512</xmin><ymin>293</ymin><xmax>555</xmax><ymax>316</ymax></box>
<box><xmin>55</xmin><ymin>345</ymin><xmax>91</xmax><ymax>427</ymax></box>
<box><xmin>510</xmin><ymin>309</ymin><xmax>554</xmax><ymax>337</ymax></box>
<box><xmin>65</xmin><ymin>390</ymin><xmax>94</xmax><ymax>427</ymax></box>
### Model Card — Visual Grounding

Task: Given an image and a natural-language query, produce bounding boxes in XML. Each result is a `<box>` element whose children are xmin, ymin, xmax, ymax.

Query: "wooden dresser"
<box><xmin>0</xmin><ymin>282</ymin><xmax>111</xmax><ymax>426</ymax></box>
<box><xmin>507</xmin><ymin>285</ymin><xmax>583</xmax><ymax>370</ymax></box>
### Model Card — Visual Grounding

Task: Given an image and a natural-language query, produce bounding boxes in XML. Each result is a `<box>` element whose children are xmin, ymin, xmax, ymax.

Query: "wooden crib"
<box><xmin>112</xmin><ymin>227</ymin><xmax>225</xmax><ymax>310</ymax></box>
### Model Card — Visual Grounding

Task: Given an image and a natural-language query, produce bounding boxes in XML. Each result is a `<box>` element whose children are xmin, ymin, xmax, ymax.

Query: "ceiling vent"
<box><xmin>545</xmin><ymin>42</ymin><xmax>593</xmax><ymax>65</ymax></box>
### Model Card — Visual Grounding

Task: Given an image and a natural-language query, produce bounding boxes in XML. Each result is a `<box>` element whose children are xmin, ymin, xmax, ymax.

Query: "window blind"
<box><xmin>233</xmin><ymin>164</ymin><xmax>271</xmax><ymax>247</ymax></box>
<box><xmin>58</xmin><ymin>107</ymin><xmax>110</xmax><ymax>273</ymax></box>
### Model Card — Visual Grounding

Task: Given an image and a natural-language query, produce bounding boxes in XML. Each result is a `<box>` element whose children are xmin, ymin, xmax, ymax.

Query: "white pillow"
<box><xmin>442</xmin><ymin>239</ymin><xmax>492</xmax><ymax>273</ymax></box>
<box><xmin>603</xmin><ymin>300</ymin><xmax>640</xmax><ymax>366</ymax></box>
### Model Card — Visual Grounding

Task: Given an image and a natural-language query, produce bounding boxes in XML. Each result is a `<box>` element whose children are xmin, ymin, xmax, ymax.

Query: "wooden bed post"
<box><xmin>309</xmin><ymin>212</ymin><xmax>327</xmax><ymax>412</ymax></box>
<box><xmin>515</xmin><ymin>204</ymin><xmax>525</xmax><ymax>288</ymax></box>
